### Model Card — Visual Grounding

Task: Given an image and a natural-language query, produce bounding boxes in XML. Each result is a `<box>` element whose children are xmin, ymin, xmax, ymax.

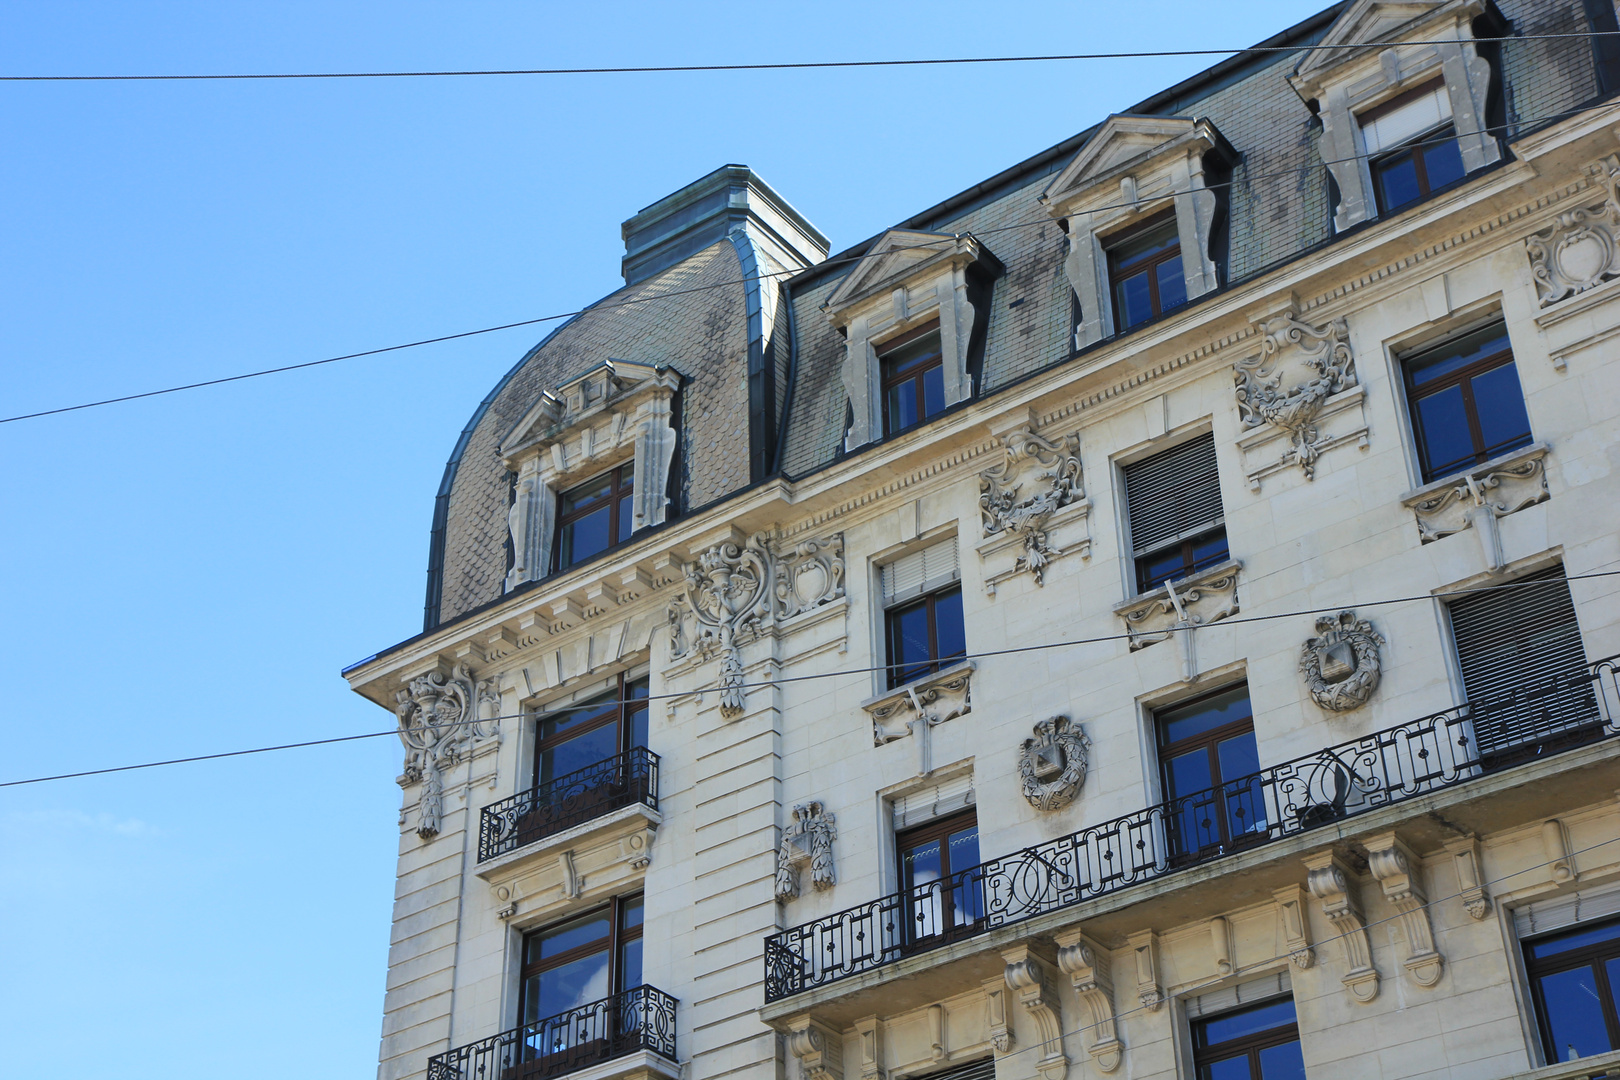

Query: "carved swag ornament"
<box><xmin>668</xmin><ymin>532</ymin><xmax>845</xmax><ymax>718</ymax></box>
<box><xmin>1018</xmin><ymin>716</ymin><xmax>1091</xmax><ymax>812</ymax></box>
<box><xmin>1299</xmin><ymin>610</ymin><xmax>1385</xmax><ymax>712</ymax></box>
<box><xmin>1234</xmin><ymin>315</ymin><xmax>1357</xmax><ymax>481</ymax></box>
<box><xmin>775</xmin><ymin>800</ymin><xmax>837</xmax><ymax>903</ymax></box>
<box><xmin>979</xmin><ymin>427</ymin><xmax>1085</xmax><ymax>586</ymax></box>
<box><xmin>1526</xmin><ymin>155</ymin><xmax>1620</xmax><ymax>306</ymax></box>
<box><xmin>394</xmin><ymin>663</ymin><xmax>500</xmax><ymax>839</ymax></box>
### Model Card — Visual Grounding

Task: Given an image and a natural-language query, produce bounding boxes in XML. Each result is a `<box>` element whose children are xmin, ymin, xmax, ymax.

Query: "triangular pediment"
<box><xmin>499</xmin><ymin>358</ymin><xmax>671</xmax><ymax>460</ymax></box>
<box><xmin>825</xmin><ymin>230</ymin><xmax>968</xmax><ymax>315</ymax></box>
<box><xmin>1295</xmin><ymin>1</ymin><xmax>1461</xmax><ymax>80</ymax></box>
<box><xmin>1043</xmin><ymin>115</ymin><xmax>1218</xmax><ymax>210</ymax></box>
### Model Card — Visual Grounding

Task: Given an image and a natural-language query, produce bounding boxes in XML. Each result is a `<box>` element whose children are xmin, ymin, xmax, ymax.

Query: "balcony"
<box><xmin>427</xmin><ymin>985</ymin><xmax>677</xmax><ymax>1080</ymax></box>
<box><xmin>480</xmin><ymin>748</ymin><xmax>659</xmax><ymax>863</ymax></box>
<box><xmin>763</xmin><ymin>656</ymin><xmax>1620</xmax><ymax>1004</ymax></box>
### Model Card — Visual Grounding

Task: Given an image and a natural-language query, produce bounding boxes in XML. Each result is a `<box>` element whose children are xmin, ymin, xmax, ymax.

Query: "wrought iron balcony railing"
<box><xmin>479</xmin><ymin>747</ymin><xmax>659</xmax><ymax>863</ymax></box>
<box><xmin>763</xmin><ymin>656</ymin><xmax>1620</xmax><ymax>1003</ymax></box>
<box><xmin>426</xmin><ymin>985</ymin><xmax>677</xmax><ymax>1080</ymax></box>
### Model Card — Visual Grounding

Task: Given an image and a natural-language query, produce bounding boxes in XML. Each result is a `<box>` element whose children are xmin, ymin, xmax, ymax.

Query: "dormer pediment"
<box><xmin>824</xmin><ymin>230</ymin><xmax>999</xmax><ymax>327</ymax></box>
<box><xmin>1041</xmin><ymin>115</ymin><xmax>1230</xmax><ymax>220</ymax></box>
<box><xmin>500</xmin><ymin>359</ymin><xmax>679</xmax><ymax>466</ymax></box>
<box><xmin>1291</xmin><ymin>0</ymin><xmax>1486</xmax><ymax>93</ymax></box>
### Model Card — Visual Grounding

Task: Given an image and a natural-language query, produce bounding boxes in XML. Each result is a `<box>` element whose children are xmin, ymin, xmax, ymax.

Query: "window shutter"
<box><xmin>1361</xmin><ymin>84</ymin><xmax>1453</xmax><ymax>154</ymax></box>
<box><xmin>1449</xmin><ymin>566</ymin><xmax>1590</xmax><ymax>755</ymax></box>
<box><xmin>1124</xmin><ymin>433</ymin><xmax>1225</xmax><ymax>557</ymax></box>
<box><xmin>908</xmin><ymin>1059</ymin><xmax>994</xmax><ymax>1080</ymax></box>
<box><xmin>1514</xmin><ymin>879</ymin><xmax>1620</xmax><ymax>938</ymax></box>
<box><xmin>880</xmin><ymin>536</ymin><xmax>960</xmax><ymax>607</ymax></box>
<box><xmin>1184</xmin><ymin>970</ymin><xmax>1293</xmax><ymax>1019</ymax></box>
<box><xmin>891</xmin><ymin>772</ymin><xmax>975</xmax><ymax>830</ymax></box>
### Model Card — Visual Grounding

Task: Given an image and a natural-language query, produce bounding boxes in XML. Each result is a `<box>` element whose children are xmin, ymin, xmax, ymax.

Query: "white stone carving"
<box><xmin>776</xmin><ymin>801</ymin><xmax>837</xmax><ymax>903</ymax></box>
<box><xmin>1300</xmin><ymin>610</ymin><xmax>1385</xmax><ymax>712</ymax></box>
<box><xmin>865</xmin><ymin>661</ymin><xmax>974</xmax><ymax>746</ymax></box>
<box><xmin>1113</xmin><ymin>560</ymin><xmax>1241</xmax><ymax>682</ymax></box>
<box><xmin>984</xmin><ymin>979</ymin><xmax>1013</xmax><ymax>1054</ymax></box>
<box><xmin>775</xmin><ymin>535</ymin><xmax>846</xmax><ymax>619</ymax></box>
<box><xmin>1002</xmin><ymin>945</ymin><xmax>1068</xmax><ymax>1080</ymax></box>
<box><xmin>787</xmin><ymin>1016</ymin><xmax>844</xmax><ymax>1080</ymax></box>
<box><xmin>1234</xmin><ymin>314</ymin><xmax>1360</xmax><ymax>482</ymax></box>
<box><xmin>499</xmin><ymin>360</ymin><xmax>682</xmax><ymax>591</ymax></box>
<box><xmin>1403</xmin><ymin>444</ymin><xmax>1549</xmax><ymax>571</ymax></box>
<box><xmin>1445</xmin><ymin>836</ymin><xmax>1490</xmax><ymax>920</ymax></box>
<box><xmin>1366</xmin><ymin>832</ymin><xmax>1445</xmax><ymax>989</ymax></box>
<box><xmin>1126</xmin><ymin>930</ymin><xmax>1163</xmax><ymax>1012</ymax></box>
<box><xmin>1304</xmin><ymin>849</ymin><xmax>1380</xmax><ymax>1003</ymax></box>
<box><xmin>1528</xmin><ymin>157</ymin><xmax>1620</xmax><ymax>306</ymax></box>
<box><xmin>1017</xmin><ymin>716</ymin><xmax>1091</xmax><ymax>812</ymax></box>
<box><xmin>1055</xmin><ymin>930</ymin><xmax>1123</xmax><ymax>1074</ymax></box>
<box><xmin>1543</xmin><ymin>818</ymin><xmax>1576</xmax><ymax>883</ymax></box>
<box><xmin>978</xmin><ymin>426</ymin><xmax>1089</xmax><ymax>589</ymax></box>
<box><xmin>823</xmin><ymin>230</ymin><xmax>1001</xmax><ymax>449</ymax></box>
<box><xmin>1274</xmin><ymin>885</ymin><xmax>1317</xmax><ymax>969</ymax></box>
<box><xmin>1209</xmin><ymin>916</ymin><xmax>1233</xmax><ymax>976</ymax></box>
<box><xmin>393</xmin><ymin>663</ymin><xmax>500</xmax><ymax>839</ymax></box>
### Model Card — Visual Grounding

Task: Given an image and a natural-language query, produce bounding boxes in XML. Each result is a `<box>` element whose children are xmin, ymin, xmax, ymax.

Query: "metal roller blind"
<box><xmin>1124</xmin><ymin>432</ymin><xmax>1225</xmax><ymax>557</ymax></box>
<box><xmin>891</xmin><ymin>772</ymin><xmax>975</xmax><ymax>830</ymax></box>
<box><xmin>1184</xmin><ymin>970</ymin><xmax>1293</xmax><ymax>1019</ymax></box>
<box><xmin>1449</xmin><ymin>566</ymin><xmax>1590</xmax><ymax>755</ymax></box>
<box><xmin>908</xmin><ymin>1059</ymin><xmax>994</xmax><ymax>1080</ymax></box>
<box><xmin>1514</xmin><ymin>879</ymin><xmax>1620</xmax><ymax>938</ymax></box>
<box><xmin>880</xmin><ymin>536</ymin><xmax>959</xmax><ymax>607</ymax></box>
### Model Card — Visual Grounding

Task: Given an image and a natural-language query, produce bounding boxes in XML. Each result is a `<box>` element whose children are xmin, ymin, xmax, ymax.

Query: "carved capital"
<box><xmin>1018</xmin><ymin>716</ymin><xmax>1090</xmax><ymax>812</ymax></box>
<box><xmin>1300</xmin><ymin>610</ymin><xmax>1384</xmax><ymax>712</ymax></box>
<box><xmin>1003</xmin><ymin>945</ymin><xmax>1068</xmax><ymax>1080</ymax></box>
<box><xmin>979</xmin><ymin>426</ymin><xmax>1089</xmax><ymax>589</ymax></box>
<box><xmin>1366</xmin><ymin>832</ymin><xmax>1444</xmax><ymax>989</ymax></box>
<box><xmin>1304</xmin><ymin>849</ymin><xmax>1379</xmax><ymax>1003</ymax></box>
<box><xmin>787</xmin><ymin>1017</ymin><xmax>844</xmax><ymax>1080</ymax></box>
<box><xmin>394</xmin><ymin>662</ymin><xmax>500</xmax><ymax>839</ymax></box>
<box><xmin>777</xmin><ymin>801</ymin><xmax>838</xmax><ymax>903</ymax></box>
<box><xmin>1055</xmin><ymin>930</ymin><xmax>1122</xmax><ymax>1074</ymax></box>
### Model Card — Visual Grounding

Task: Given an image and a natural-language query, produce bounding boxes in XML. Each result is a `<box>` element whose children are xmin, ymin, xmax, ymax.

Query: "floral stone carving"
<box><xmin>775</xmin><ymin>800</ymin><xmax>837</xmax><ymax>903</ymax></box>
<box><xmin>1527</xmin><ymin>157</ymin><xmax>1620</xmax><ymax>306</ymax></box>
<box><xmin>1018</xmin><ymin>716</ymin><xmax>1091</xmax><ymax>812</ymax></box>
<box><xmin>1234</xmin><ymin>314</ymin><xmax>1358</xmax><ymax>482</ymax></box>
<box><xmin>394</xmin><ymin>663</ymin><xmax>500</xmax><ymax>839</ymax></box>
<box><xmin>1404</xmin><ymin>446</ymin><xmax>1549</xmax><ymax>573</ymax></box>
<box><xmin>979</xmin><ymin>427</ymin><xmax>1087</xmax><ymax>588</ymax></box>
<box><xmin>1300</xmin><ymin>610</ymin><xmax>1384</xmax><ymax>712</ymax></box>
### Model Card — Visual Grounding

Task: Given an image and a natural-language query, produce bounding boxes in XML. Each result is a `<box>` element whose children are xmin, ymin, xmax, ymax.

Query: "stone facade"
<box><xmin>349</xmin><ymin>6</ymin><xmax>1620</xmax><ymax>1080</ymax></box>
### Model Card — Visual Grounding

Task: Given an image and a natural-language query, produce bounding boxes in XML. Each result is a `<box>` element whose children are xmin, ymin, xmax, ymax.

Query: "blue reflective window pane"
<box><xmin>1140</xmin><ymin>547</ymin><xmax>1189</xmax><ymax>589</ymax></box>
<box><xmin>903</xmin><ymin>838</ymin><xmax>943</xmax><ymax>890</ymax></box>
<box><xmin>1377</xmin><ymin>154</ymin><xmax>1421</xmax><ymax>212</ymax></box>
<box><xmin>1470</xmin><ymin>363</ymin><xmax>1533</xmax><ymax>457</ymax></box>
<box><xmin>1422</xmin><ymin>137</ymin><xmax>1466</xmax><ymax>190</ymax></box>
<box><xmin>922</xmin><ymin>365</ymin><xmax>946</xmax><ymax>420</ymax></box>
<box><xmin>1218</xmin><ymin>733</ymin><xmax>1266</xmax><ymax>837</ymax></box>
<box><xmin>887</xmin><ymin>380</ymin><xmax>919</xmax><ymax>432</ymax></box>
<box><xmin>1541</xmin><ymin>966</ymin><xmax>1616</xmax><ymax>1060</ymax></box>
<box><xmin>543</xmin><ymin>694</ymin><xmax>617</xmax><ymax>739</ymax></box>
<box><xmin>530</xmin><ymin>912</ymin><xmax>612</xmax><ymax>963</ymax></box>
<box><xmin>1157</xmin><ymin>255</ymin><xmax>1188</xmax><ymax>310</ymax></box>
<box><xmin>619</xmin><ymin>937</ymin><xmax>643</xmax><ymax>991</ymax></box>
<box><xmin>560</xmin><ymin>473</ymin><xmax>614</xmax><ymax>514</ymax></box>
<box><xmin>1414</xmin><ymin>384</ymin><xmax>1475</xmax><ymax>478</ymax></box>
<box><xmin>1202</xmin><ymin>1057</ymin><xmax>1253</xmax><ymax>1080</ymax></box>
<box><xmin>1409</xmin><ymin>328</ymin><xmax>1512</xmax><ymax>385</ymax></box>
<box><xmin>560</xmin><ymin>505</ymin><xmax>612</xmax><ymax>568</ymax></box>
<box><xmin>934</xmin><ymin>588</ymin><xmax>966</xmax><ymax>664</ymax></box>
<box><xmin>1116</xmin><ymin>271</ymin><xmax>1153</xmax><ymax>329</ymax></box>
<box><xmin>1200</xmin><ymin>999</ymin><xmax>1298</xmax><ymax>1045</ymax></box>
<box><xmin>525</xmin><ymin>951</ymin><xmax>611</xmax><ymax>1024</ymax></box>
<box><xmin>618</xmin><ymin>493</ymin><xmax>635</xmax><ymax>543</ymax></box>
<box><xmin>1162</xmin><ymin>687</ymin><xmax>1253</xmax><ymax>745</ymax></box>
<box><xmin>1191</xmin><ymin>530</ymin><xmax>1230</xmax><ymax>573</ymax></box>
<box><xmin>1531</xmin><ymin>920</ymin><xmax>1620</xmax><ymax>959</ymax></box>
<box><xmin>540</xmin><ymin>724</ymin><xmax>619</xmax><ymax>784</ymax></box>
<box><xmin>1256</xmin><ymin>1039</ymin><xmax>1307</xmax><ymax>1080</ymax></box>
<box><xmin>890</xmin><ymin>601</ymin><xmax>932</xmax><ymax>683</ymax></box>
<box><xmin>1165</xmin><ymin>748</ymin><xmax>1215</xmax><ymax>799</ymax></box>
<box><xmin>621</xmin><ymin>895</ymin><xmax>644</xmax><ymax>929</ymax></box>
<box><xmin>948</xmin><ymin>827</ymin><xmax>984</xmax><ymax>925</ymax></box>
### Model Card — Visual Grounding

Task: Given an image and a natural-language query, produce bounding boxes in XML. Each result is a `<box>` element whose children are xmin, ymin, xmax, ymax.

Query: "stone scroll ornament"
<box><xmin>979</xmin><ymin>428</ymin><xmax>1084</xmax><ymax>585</ymax></box>
<box><xmin>1018</xmin><ymin>716</ymin><xmax>1090</xmax><ymax>812</ymax></box>
<box><xmin>394</xmin><ymin>663</ymin><xmax>500</xmax><ymax>839</ymax></box>
<box><xmin>1299</xmin><ymin>610</ymin><xmax>1384</xmax><ymax>712</ymax></box>
<box><xmin>774</xmin><ymin>800</ymin><xmax>837</xmax><ymax>903</ymax></box>
<box><xmin>1526</xmin><ymin>156</ymin><xmax>1620</xmax><ymax>306</ymax></box>
<box><xmin>1234</xmin><ymin>315</ymin><xmax>1356</xmax><ymax>481</ymax></box>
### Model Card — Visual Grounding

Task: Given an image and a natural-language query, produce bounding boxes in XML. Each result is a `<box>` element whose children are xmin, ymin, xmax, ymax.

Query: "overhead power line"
<box><xmin>2</xmin><ymin>33</ymin><xmax>1617</xmax><ymax>81</ymax></box>
<box><xmin>2</xmin><ymin>568</ymin><xmax>1615</xmax><ymax>788</ymax></box>
<box><xmin>3</xmin><ymin>99</ymin><xmax>1610</xmax><ymax>428</ymax></box>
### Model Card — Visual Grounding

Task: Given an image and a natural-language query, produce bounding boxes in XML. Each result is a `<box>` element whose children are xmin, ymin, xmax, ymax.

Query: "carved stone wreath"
<box><xmin>1300</xmin><ymin>610</ymin><xmax>1384</xmax><ymax>712</ymax></box>
<box><xmin>979</xmin><ymin>427</ymin><xmax>1085</xmax><ymax>586</ymax></box>
<box><xmin>1018</xmin><ymin>716</ymin><xmax>1090</xmax><ymax>812</ymax></box>
<box><xmin>1234</xmin><ymin>315</ymin><xmax>1357</xmax><ymax>481</ymax></box>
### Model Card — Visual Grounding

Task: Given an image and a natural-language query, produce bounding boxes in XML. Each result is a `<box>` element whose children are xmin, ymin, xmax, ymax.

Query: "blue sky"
<box><xmin>0</xmin><ymin>2</ymin><xmax>1325</xmax><ymax>1075</ymax></box>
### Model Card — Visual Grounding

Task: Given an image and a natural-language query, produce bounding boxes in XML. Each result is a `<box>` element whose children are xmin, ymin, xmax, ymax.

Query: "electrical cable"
<box><xmin>2</xmin><ymin>566</ymin><xmax>1616</xmax><ymax>788</ymax></box>
<box><xmin>3</xmin><ymin>32</ymin><xmax>1618</xmax><ymax>82</ymax></box>
<box><xmin>3</xmin><ymin>97</ymin><xmax>1611</xmax><ymax>427</ymax></box>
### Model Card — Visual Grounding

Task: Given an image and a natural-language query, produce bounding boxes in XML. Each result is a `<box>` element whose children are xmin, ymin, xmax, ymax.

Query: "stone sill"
<box><xmin>1399</xmin><ymin>441</ymin><xmax>1551</xmax><ymax>507</ymax></box>
<box><xmin>1111</xmin><ymin>558</ymin><xmax>1242</xmax><ymax>620</ymax></box>
<box><xmin>475</xmin><ymin>801</ymin><xmax>662</xmax><ymax>884</ymax></box>
<box><xmin>1511</xmin><ymin>1048</ymin><xmax>1620</xmax><ymax>1080</ymax></box>
<box><xmin>562</xmin><ymin>1048</ymin><xmax>681</xmax><ymax>1080</ymax></box>
<box><xmin>860</xmin><ymin>659</ymin><xmax>976</xmax><ymax>717</ymax></box>
<box><xmin>1533</xmin><ymin>270</ymin><xmax>1620</xmax><ymax>330</ymax></box>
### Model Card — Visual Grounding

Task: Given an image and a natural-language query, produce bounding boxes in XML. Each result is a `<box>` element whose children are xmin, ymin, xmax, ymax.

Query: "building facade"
<box><xmin>344</xmin><ymin>3</ymin><xmax>1620</xmax><ymax>1079</ymax></box>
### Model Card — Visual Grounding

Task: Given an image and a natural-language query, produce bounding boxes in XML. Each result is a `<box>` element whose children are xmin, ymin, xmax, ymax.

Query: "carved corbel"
<box><xmin>394</xmin><ymin>662</ymin><xmax>500</xmax><ymax>839</ymax></box>
<box><xmin>854</xmin><ymin>1017</ymin><xmax>885</xmax><ymax>1080</ymax></box>
<box><xmin>1209</xmin><ymin>916</ymin><xmax>1233</xmax><ymax>977</ymax></box>
<box><xmin>1303</xmin><ymin>850</ymin><xmax>1379</xmax><ymax>1003</ymax></box>
<box><xmin>983</xmin><ymin>978</ymin><xmax>1013</xmax><ymax>1054</ymax></box>
<box><xmin>557</xmin><ymin>850</ymin><xmax>583</xmax><ymax>901</ymax></box>
<box><xmin>1126</xmin><ymin>930</ymin><xmax>1163</xmax><ymax>1012</ymax></box>
<box><xmin>776</xmin><ymin>801</ymin><xmax>837</xmax><ymax>903</ymax></box>
<box><xmin>618</xmin><ymin>825</ymin><xmax>656</xmax><ymax>870</ymax></box>
<box><xmin>1365</xmin><ymin>833</ymin><xmax>1444</xmax><ymax>989</ymax></box>
<box><xmin>1404</xmin><ymin>447</ymin><xmax>1549</xmax><ymax>570</ymax></box>
<box><xmin>1444</xmin><ymin>836</ymin><xmax>1491</xmax><ymax>920</ymax></box>
<box><xmin>1273</xmin><ymin>885</ymin><xmax>1316</xmax><ymax>969</ymax></box>
<box><xmin>1003</xmin><ymin>945</ymin><xmax>1069</xmax><ymax>1080</ymax></box>
<box><xmin>1055</xmin><ymin>930</ymin><xmax>1123</xmax><ymax>1074</ymax></box>
<box><xmin>787</xmin><ymin>1017</ymin><xmax>845</xmax><ymax>1080</ymax></box>
<box><xmin>1542</xmin><ymin>819</ymin><xmax>1576</xmax><ymax>883</ymax></box>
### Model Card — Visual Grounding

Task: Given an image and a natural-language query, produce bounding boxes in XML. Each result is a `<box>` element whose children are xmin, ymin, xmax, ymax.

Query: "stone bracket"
<box><xmin>865</xmin><ymin>661</ymin><xmax>975</xmax><ymax>746</ymax></box>
<box><xmin>1304</xmin><ymin>849</ymin><xmax>1380</xmax><ymax>1003</ymax></box>
<box><xmin>1127</xmin><ymin>930</ymin><xmax>1164</xmax><ymax>1012</ymax></box>
<box><xmin>1055</xmin><ymin>930</ymin><xmax>1123</xmax><ymax>1074</ymax></box>
<box><xmin>1113</xmin><ymin>560</ymin><xmax>1241</xmax><ymax>681</ymax></box>
<box><xmin>1003</xmin><ymin>944</ymin><xmax>1069</xmax><ymax>1080</ymax></box>
<box><xmin>1274</xmin><ymin>885</ymin><xmax>1316</xmax><ymax>969</ymax></box>
<box><xmin>787</xmin><ymin>1016</ymin><xmax>845</xmax><ymax>1080</ymax></box>
<box><xmin>854</xmin><ymin>1017</ymin><xmax>886</xmax><ymax>1080</ymax></box>
<box><xmin>1401</xmin><ymin>443</ymin><xmax>1550</xmax><ymax>572</ymax></box>
<box><xmin>1366</xmin><ymin>832</ymin><xmax>1444</xmax><ymax>989</ymax></box>
<box><xmin>1444</xmin><ymin>835</ymin><xmax>1491</xmax><ymax>920</ymax></box>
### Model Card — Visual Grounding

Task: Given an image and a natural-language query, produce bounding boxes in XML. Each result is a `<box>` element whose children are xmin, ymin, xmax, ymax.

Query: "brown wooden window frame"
<box><xmin>553</xmin><ymin>463</ymin><xmax>636</xmax><ymax>574</ymax></box>
<box><xmin>1190</xmin><ymin>995</ymin><xmax>1304</xmax><ymax>1080</ymax></box>
<box><xmin>532</xmin><ymin>673</ymin><xmax>650</xmax><ymax>789</ymax></box>
<box><xmin>878</xmin><ymin>318</ymin><xmax>945</xmax><ymax>437</ymax></box>
<box><xmin>1106</xmin><ymin>209</ymin><xmax>1185</xmax><ymax>332</ymax></box>
<box><xmin>895</xmin><ymin>808</ymin><xmax>983</xmax><ymax>949</ymax></box>
<box><xmin>1360</xmin><ymin>80</ymin><xmax>1467</xmax><ymax>216</ymax></box>
<box><xmin>1154</xmin><ymin>684</ymin><xmax>1265</xmax><ymax>864</ymax></box>
<box><xmin>1402</xmin><ymin>324</ymin><xmax>1532</xmax><ymax>483</ymax></box>
<box><xmin>516</xmin><ymin>893</ymin><xmax>645</xmax><ymax>1027</ymax></box>
<box><xmin>1523</xmin><ymin>916</ymin><xmax>1620</xmax><ymax>1065</ymax></box>
<box><xmin>884</xmin><ymin>583</ymin><xmax>966</xmax><ymax>690</ymax></box>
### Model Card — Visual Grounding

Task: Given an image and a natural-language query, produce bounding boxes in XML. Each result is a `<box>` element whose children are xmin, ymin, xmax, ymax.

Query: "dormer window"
<box><xmin>1107</xmin><ymin>211</ymin><xmax>1188</xmax><ymax>331</ymax></box>
<box><xmin>554</xmin><ymin>464</ymin><xmax>636</xmax><ymax>572</ymax></box>
<box><xmin>879</xmin><ymin>319</ymin><xmax>945</xmax><ymax>435</ymax></box>
<box><xmin>1362</xmin><ymin>79</ymin><xmax>1466</xmax><ymax>214</ymax></box>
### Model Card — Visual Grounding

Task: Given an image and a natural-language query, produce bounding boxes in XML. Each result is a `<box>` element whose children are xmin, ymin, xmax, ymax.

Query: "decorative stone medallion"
<box><xmin>1018</xmin><ymin>716</ymin><xmax>1090</xmax><ymax>812</ymax></box>
<box><xmin>1299</xmin><ymin>610</ymin><xmax>1384</xmax><ymax>712</ymax></box>
<box><xmin>978</xmin><ymin>426</ymin><xmax>1087</xmax><ymax>587</ymax></box>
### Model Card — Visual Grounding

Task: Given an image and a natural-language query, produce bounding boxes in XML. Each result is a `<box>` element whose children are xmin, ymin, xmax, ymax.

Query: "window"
<box><xmin>1191</xmin><ymin>995</ymin><xmax>1306</xmax><ymax>1080</ymax></box>
<box><xmin>1155</xmin><ymin>685</ymin><xmax>1266</xmax><ymax>863</ymax></box>
<box><xmin>1107</xmin><ymin>211</ymin><xmax>1188</xmax><ymax>331</ymax></box>
<box><xmin>881</xmin><ymin>537</ymin><xmax>965</xmax><ymax>688</ymax></box>
<box><xmin>554</xmin><ymin>464</ymin><xmax>636</xmax><ymax>572</ymax></box>
<box><xmin>1450</xmin><ymin>565</ymin><xmax>1595</xmax><ymax>765</ymax></box>
<box><xmin>1525</xmin><ymin>916</ymin><xmax>1620</xmax><ymax>1064</ymax></box>
<box><xmin>515</xmin><ymin>675</ymin><xmax>652</xmax><ymax>845</ymax></box>
<box><xmin>1403</xmin><ymin>322</ymin><xmax>1532</xmax><ymax>483</ymax></box>
<box><xmin>897</xmin><ymin>809</ymin><xmax>983</xmax><ymax>948</ymax></box>
<box><xmin>1124</xmin><ymin>432</ymin><xmax>1228</xmax><ymax>592</ymax></box>
<box><xmin>1360</xmin><ymin>80</ymin><xmax>1467</xmax><ymax>216</ymax></box>
<box><xmin>516</xmin><ymin>895</ymin><xmax>645</xmax><ymax>1071</ymax></box>
<box><xmin>879</xmin><ymin>319</ymin><xmax>946</xmax><ymax>435</ymax></box>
